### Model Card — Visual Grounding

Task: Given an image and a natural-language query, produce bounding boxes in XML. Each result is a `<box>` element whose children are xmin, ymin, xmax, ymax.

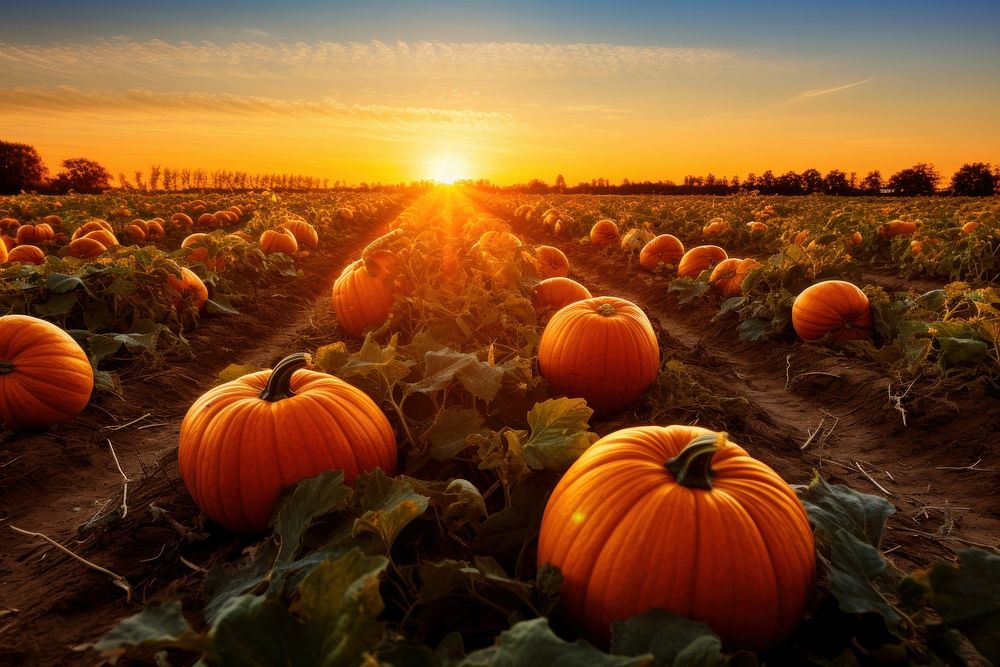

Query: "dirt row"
<box><xmin>516</xmin><ymin>228</ymin><xmax>1000</xmax><ymax>569</ymax></box>
<box><xmin>0</xmin><ymin>211</ymin><xmax>404</xmax><ymax>665</ymax></box>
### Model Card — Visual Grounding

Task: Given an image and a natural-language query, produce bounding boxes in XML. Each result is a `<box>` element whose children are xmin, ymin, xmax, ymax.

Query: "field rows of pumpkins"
<box><xmin>478</xmin><ymin>193</ymin><xmax>1000</xmax><ymax>398</ymax></box>
<box><xmin>2</xmin><ymin>188</ymin><xmax>998</xmax><ymax>665</ymax></box>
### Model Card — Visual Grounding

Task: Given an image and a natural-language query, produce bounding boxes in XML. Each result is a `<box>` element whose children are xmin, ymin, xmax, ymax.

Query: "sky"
<box><xmin>1</xmin><ymin>0</ymin><xmax>998</xmax><ymax>185</ymax></box>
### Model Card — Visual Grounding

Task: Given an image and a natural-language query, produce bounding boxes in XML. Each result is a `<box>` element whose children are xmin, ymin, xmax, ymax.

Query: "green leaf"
<box><xmin>314</xmin><ymin>341</ymin><xmax>351</xmax><ymax>376</ymax></box>
<box><xmin>736</xmin><ymin>317</ymin><xmax>774</xmax><ymax>342</ymax></box>
<box><xmin>669</xmin><ymin>278</ymin><xmax>710</xmax><ymax>305</ymax></box>
<box><xmin>521</xmin><ymin>398</ymin><xmax>599</xmax><ymax>471</ymax></box>
<box><xmin>800</xmin><ymin>474</ymin><xmax>894</xmax><ymax>550</ymax></box>
<box><xmin>94</xmin><ymin>601</ymin><xmax>208</xmax><ymax>660</ymax></box>
<box><xmin>936</xmin><ymin>337</ymin><xmax>989</xmax><ymax>367</ymax></box>
<box><xmin>353</xmin><ymin>470</ymin><xmax>431</xmax><ymax>553</ymax></box>
<box><xmin>211</xmin><ymin>549</ymin><xmax>388</xmax><ymax>667</ymax></box>
<box><xmin>460</xmin><ymin>617</ymin><xmax>651</xmax><ymax>667</ymax></box>
<box><xmin>406</xmin><ymin>348</ymin><xmax>504</xmax><ymax>402</ymax></box>
<box><xmin>32</xmin><ymin>291</ymin><xmax>78</xmax><ymax>316</ymax></box>
<box><xmin>925</xmin><ymin>549</ymin><xmax>1000</xmax><ymax>663</ymax></box>
<box><xmin>826</xmin><ymin>528</ymin><xmax>901</xmax><ymax>626</ymax></box>
<box><xmin>473</xmin><ymin>473</ymin><xmax>556</xmax><ymax>564</ymax></box>
<box><xmin>610</xmin><ymin>609</ymin><xmax>727</xmax><ymax>667</ymax></box>
<box><xmin>427</xmin><ymin>407</ymin><xmax>487</xmax><ymax>460</ymax></box>
<box><xmin>46</xmin><ymin>273</ymin><xmax>84</xmax><ymax>294</ymax></box>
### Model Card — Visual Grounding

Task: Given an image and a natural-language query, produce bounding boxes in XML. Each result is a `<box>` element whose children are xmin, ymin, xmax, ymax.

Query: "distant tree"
<box><xmin>776</xmin><ymin>171</ymin><xmax>803</xmax><ymax>195</ymax></box>
<box><xmin>823</xmin><ymin>170</ymin><xmax>851</xmax><ymax>195</ymax></box>
<box><xmin>801</xmin><ymin>168</ymin><xmax>824</xmax><ymax>194</ymax></box>
<box><xmin>950</xmin><ymin>162</ymin><xmax>995</xmax><ymax>196</ymax></box>
<box><xmin>525</xmin><ymin>178</ymin><xmax>548</xmax><ymax>194</ymax></box>
<box><xmin>554</xmin><ymin>174</ymin><xmax>566</xmax><ymax>191</ymax></box>
<box><xmin>888</xmin><ymin>163</ymin><xmax>939</xmax><ymax>196</ymax></box>
<box><xmin>118</xmin><ymin>173</ymin><xmax>132</xmax><ymax>190</ymax></box>
<box><xmin>758</xmin><ymin>170</ymin><xmax>776</xmax><ymax>192</ymax></box>
<box><xmin>134</xmin><ymin>170</ymin><xmax>145</xmax><ymax>192</ymax></box>
<box><xmin>0</xmin><ymin>141</ymin><xmax>48</xmax><ymax>194</ymax></box>
<box><xmin>860</xmin><ymin>170</ymin><xmax>882</xmax><ymax>194</ymax></box>
<box><xmin>49</xmin><ymin>158</ymin><xmax>113</xmax><ymax>193</ymax></box>
<box><xmin>730</xmin><ymin>175</ymin><xmax>740</xmax><ymax>189</ymax></box>
<box><xmin>149</xmin><ymin>164</ymin><xmax>161</xmax><ymax>192</ymax></box>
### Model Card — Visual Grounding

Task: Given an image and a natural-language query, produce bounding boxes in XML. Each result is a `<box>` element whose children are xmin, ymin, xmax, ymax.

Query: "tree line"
<box><xmin>486</xmin><ymin>162</ymin><xmax>1000</xmax><ymax>197</ymax></box>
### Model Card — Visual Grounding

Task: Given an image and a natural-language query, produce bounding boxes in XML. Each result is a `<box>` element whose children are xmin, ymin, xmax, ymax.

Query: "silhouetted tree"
<box><xmin>0</xmin><ymin>141</ymin><xmax>48</xmax><ymax>194</ymax></box>
<box><xmin>554</xmin><ymin>174</ymin><xmax>566</xmax><ymax>191</ymax></box>
<box><xmin>49</xmin><ymin>158</ymin><xmax>113</xmax><ymax>193</ymax></box>
<box><xmin>777</xmin><ymin>171</ymin><xmax>803</xmax><ymax>195</ymax></box>
<box><xmin>149</xmin><ymin>164</ymin><xmax>161</xmax><ymax>192</ymax></box>
<box><xmin>801</xmin><ymin>168</ymin><xmax>824</xmax><ymax>193</ymax></box>
<box><xmin>950</xmin><ymin>162</ymin><xmax>995</xmax><ymax>196</ymax></box>
<box><xmin>134</xmin><ymin>170</ymin><xmax>145</xmax><ymax>192</ymax></box>
<box><xmin>888</xmin><ymin>163</ymin><xmax>939</xmax><ymax>196</ymax></box>
<box><xmin>823</xmin><ymin>170</ymin><xmax>851</xmax><ymax>195</ymax></box>
<box><xmin>860</xmin><ymin>170</ymin><xmax>882</xmax><ymax>194</ymax></box>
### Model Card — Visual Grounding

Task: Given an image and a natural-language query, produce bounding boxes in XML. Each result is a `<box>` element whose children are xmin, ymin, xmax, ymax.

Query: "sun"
<box><xmin>426</xmin><ymin>154</ymin><xmax>469</xmax><ymax>184</ymax></box>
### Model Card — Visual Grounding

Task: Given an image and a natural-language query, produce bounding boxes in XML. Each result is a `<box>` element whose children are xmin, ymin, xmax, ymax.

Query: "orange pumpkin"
<box><xmin>792</xmin><ymin>230</ymin><xmax>810</xmax><ymax>246</ymax></box>
<box><xmin>166</xmin><ymin>267</ymin><xmax>209</xmax><ymax>312</ymax></box>
<box><xmin>638</xmin><ymin>234</ymin><xmax>685</xmax><ymax>273</ymax></box>
<box><xmin>7</xmin><ymin>244</ymin><xmax>45</xmax><ymax>265</ymax></box>
<box><xmin>66</xmin><ymin>237</ymin><xmax>107</xmax><ymax>259</ymax></box>
<box><xmin>0</xmin><ymin>314</ymin><xmax>94</xmax><ymax>430</ymax></box>
<box><xmin>0</xmin><ymin>217</ymin><xmax>20</xmax><ymax>233</ymax></box>
<box><xmin>171</xmin><ymin>213</ymin><xmax>194</xmax><ymax>229</ymax></box>
<box><xmin>960</xmin><ymin>221</ymin><xmax>978</xmax><ymax>235</ymax></box>
<box><xmin>259</xmin><ymin>228</ymin><xmax>299</xmax><ymax>255</ymax></box>
<box><xmin>181</xmin><ymin>233</ymin><xmax>220</xmax><ymax>269</ymax></box>
<box><xmin>677</xmin><ymin>245</ymin><xmax>728</xmax><ymax>279</ymax></box>
<box><xmin>82</xmin><ymin>229</ymin><xmax>119</xmax><ymax>248</ymax></box>
<box><xmin>849</xmin><ymin>231</ymin><xmax>863</xmax><ymax>247</ymax></box>
<box><xmin>178</xmin><ymin>353</ymin><xmax>397</xmax><ymax>533</ymax></box>
<box><xmin>129</xmin><ymin>219</ymin><xmax>149</xmax><ymax>235</ymax></box>
<box><xmin>878</xmin><ymin>219</ymin><xmax>918</xmax><ymax>238</ymax></box>
<box><xmin>746</xmin><ymin>221</ymin><xmax>768</xmax><ymax>233</ymax></box>
<box><xmin>709</xmin><ymin>258</ymin><xmax>760</xmax><ymax>298</ymax></box>
<box><xmin>538</xmin><ymin>296</ymin><xmax>659</xmax><ymax>415</ymax></box>
<box><xmin>792</xmin><ymin>280</ymin><xmax>873</xmax><ymax>342</ymax></box>
<box><xmin>590</xmin><ymin>220</ymin><xmax>620</xmax><ymax>247</ymax></box>
<box><xmin>70</xmin><ymin>219</ymin><xmax>113</xmax><ymax>240</ymax></box>
<box><xmin>229</xmin><ymin>205</ymin><xmax>244</xmax><ymax>219</ymax></box>
<box><xmin>280</xmin><ymin>219</ymin><xmax>319</xmax><ymax>248</ymax></box>
<box><xmin>16</xmin><ymin>223</ymin><xmax>55</xmax><ymax>245</ymax></box>
<box><xmin>124</xmin><ymin>223</ymin><xmax>146</xmax><ymax>243</ymax></box>
<box><xmin>41</xmin><ymin>214</ymin><xmax>63</xmax><ymax>230</ymax></box>
<box><xmin>702</xmin><ymin>217</ymin><xmax>730</xmax><ymax>236</ymax></box>
<box><xmin>537</xmin><ymin>425</ymin><xmax>815</xmax><ymax>650</ymax></box>
<box><xmin>338</xmin><ymin>207</ymin><xmax>354</xmax><ymax>221</ymax></box>
<box><xmin>332</xmin><ymin>257</ymin><xmax>395</xmax><ymax>337</ymax></box>
<box><xmin>196</xmin><ymin>213</ymin><xmax>217</xmax><ymax>228</ymax></box>
<box><xmin>534</xmin><ymin>245</ymin><xmax>570</xmax><ymax>279</ymax></box>
<box><xmin>533</xmin><ymin>277</ymin><xmax>593</xmax><ymax>313</ymax></box>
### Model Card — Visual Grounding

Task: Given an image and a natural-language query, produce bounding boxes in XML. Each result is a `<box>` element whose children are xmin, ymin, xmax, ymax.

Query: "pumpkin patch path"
<box><xmin>0</xmin><ymin>215</ymin><xmax>399</xmax><ymax>665</ymax></box>
<box><xmin>526</xmin><ymin>233</ymin><xmax>1000</xmax><ymax>570</ymax></box>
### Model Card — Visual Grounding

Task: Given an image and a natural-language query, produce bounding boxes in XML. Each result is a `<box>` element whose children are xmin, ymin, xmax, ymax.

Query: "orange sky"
<box><xmin>2</xmin><ymin>3</ymin><xmax>998</xmax><ymax>185</ymax></box>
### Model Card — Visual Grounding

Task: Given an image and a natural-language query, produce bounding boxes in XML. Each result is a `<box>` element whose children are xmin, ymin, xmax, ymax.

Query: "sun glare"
<box><xmin>426</xmin><ymin>155</ymin><xmax>468</xmax><ymax>184</ymax></box>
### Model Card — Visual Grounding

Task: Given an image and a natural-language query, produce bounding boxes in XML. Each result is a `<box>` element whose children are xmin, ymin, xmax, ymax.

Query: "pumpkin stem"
<box><xmin>665</xmin><ymin>432</ymin><xmax>727</xmax><ymax>489</ymax></box>
<box><xmin>259</xmin><ymin>353</ymin><xmax>312</xmax><ymax>402</ymax></box>
<box><xmin>0</xmin><ymin>360</ymin><xmax>13</xmax><ymax>375</ymax></box>
<box><xmin>596</xmin><ymin>303</ymin><xmax>616</xmax><ymax>317</ymax></box>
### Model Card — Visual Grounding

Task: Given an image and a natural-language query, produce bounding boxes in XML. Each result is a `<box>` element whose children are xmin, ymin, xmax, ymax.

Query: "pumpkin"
<box><xmin>181</xmin><ymin>233</ymin><xmax>219</xmax><ymax>269</ymax></box>
<box><xmin>214</xmin><ymin>210</ymin><xmax>235</xmax><ymax>225</ymax></box>
<box><xmin>534</xmin><ymin>245</ymin><xmax>570</xmax><ymax>279</ymax></box>
<box><xmin>792</xmin><ymin>280</ymin><xmax>873</xmax><ymax>342</ymax></box>
<box><xmin>960</xmin><ymin>221</ymin><xmax>978</xmax><ymax>235</ymax></box>
<box><xmin>129</xmin><ymin>219</ymin><xmax>149</xmax><ymax>234</ymax></box>
<box><xmin>533</xmin><ymin>277</ymin><xmax>592</xmax><ymax>313</ymax></box>
<box><xmin>792</xmin><ymin>230</ymin><xmax>810</xmax><ymax>245</ymax></box>
<box><xmin>166</xmin><ymin>267</ymin><xmax>209</xmax><ymax>312</ymax></box>
<box><xmin>42</xmin><ymin>214</ymin><xmax>63</xmax><ymax>229</ymax></box>
<box><xmin>638</xmin><ymin>234</ymin><xmax>685</xmax><ymax>273</ymax></box>
<box><xmin>878</xmin><ymin>219</ymin><xmax>918</xmax><ymax>238</ymax></box>
<box><xmin>178</xmin><ymin>353</ymin><xmax>397</xmax><ymax>533</ymax></box>
<box><xmin>229</xmin><ymin>205</ymin><xmax>244</xmax><ymax>219</ymax></box>
<box><xmin>849</xmin><ymin>231</ymin><xmax>863</xmax><ymax>247</ymax></box>
<box><xmin>0</xmin><ymin>217</ymin><xmax>20</xmax><ymax>233</ymax></box>
<box><xmin>537</xmin><ymin>425</ymin><xmax>815</xmax><ymax>650</ymax></box>
<box><xmin>589</xmin><ymin>219</ymin><xmax>620</xmax><ymax>247</ymax></box>
<box><xmin>0</xmin><ymin>236</ymin><xmax>7</xmax><ymax>263</ymax></box>
<box><xmin>619</xmin><ymin>228</ymin><xmax>654</xmax><ymax>252</ymax></box>
<box><xmin>259</xmin><ymin>228</ymin><xmax>298</xmax><ymax>255</ymax></box>
<box><xmin>171</xmin><ymin>212</ymin><xmax>194</xmax><ymax>229</ymax></box>
<box><xmin>677</xmin><ymin>245</ymin><xmax>728</xmax><ymax>279</ymax></box>
<box><xmin>332</xmin><ymin>257</ymin><xmax>395</xmax><ymax>337</ymax></box>
<box><xmin>16</xmin><ymin>223</ymin><xmax>55</xmax><ymax>245</ymax></box>
<box><xmin>553</xmin><ymin>219</ymin><xmax>573</xmax><ymax>239</ymax></box>
<box><xmin>702</xmin><ymin>217</ymin><xmax>730</xmax><ymax>236</ymax></box>
<box><xmin>66</xmin><ymin>237</ymin><xmax>107</xmax><ymax>259</ymax></box>
<box><xmin>124</xmin><ymin>223</ymin><xmax>146</xmax><ymax>243</ymax></box>
<box><xmin>538</xmin><ymin>296</ymin><xmax>659</xmax><ymax>415</ymax></box>
<box><xmin>0</xmin><ymin>314</ymin><xmax>94</xmax><ymax>430</ymax></box>
<box><xmin>709</xmin><ymin>258</ymin><xmax>760</xmax><ymax>298</ymax></box>
<box><xmin>338</xmin><ymin>207</ymin><xmax>354</xmax><ymax>221</ymax></box>
<box><xmin>542</xmin><ymin>209</ymin><xmax>560</xmax><ymax>228</ymax></box>
<box><xmin>281</xmin><ymin>219</ymin><xmax>319</xmax><ymax>248</ymax></box>
<box><xmin>82</xmin><ymin>229</ymin><xmax>119</xmax><ymax>248</ymax></box>
<box><xmin>70</xmin><ymin>219</ymin><xmax>113</xmax><ymax>240</ymax></box>
<box><xmin>196</xmin><ymin>213</ymin><xmax>217</xmax><ymax>228</ymax></box>
<box><xmin>7</xmin><ymin>244</ymin><xmax>45</xmax><ymax>265</ymax></box>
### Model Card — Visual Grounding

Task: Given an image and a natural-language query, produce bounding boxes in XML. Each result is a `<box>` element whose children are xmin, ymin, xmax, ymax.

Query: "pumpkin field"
<box><xmin>1</xmin><ymin>187</ymin><xmax>999</xmax><ymax>666</ymax></box>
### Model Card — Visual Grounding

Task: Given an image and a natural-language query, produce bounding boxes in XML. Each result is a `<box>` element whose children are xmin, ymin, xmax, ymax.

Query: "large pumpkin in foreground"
<box><xmin>0</xmin><ymin>314</ymin><xmax>94</xmax><ymax>430</ymax></box>
<box><xmin>537</xmin><ymin>425</ymin><xmax>815</xmax><ymax>650</ymax></box>
<box><xmin>792</xmin><ymin>280</ymin><xmax>873</xmax><ymax>342</ymax></box>
<box><xmin>538</xmin><ymin>296</ymin><xmax>659</xmax><ymax>415</ymax></box>
<box><xmin>332</xmin><ymin>256</ymin><xmax>395</xmax><ymax>337</ymax></box>
<box><xmin>178</xmin><ymin>353</ymin><xmax>397</xmax><ymax>533</ymax></box>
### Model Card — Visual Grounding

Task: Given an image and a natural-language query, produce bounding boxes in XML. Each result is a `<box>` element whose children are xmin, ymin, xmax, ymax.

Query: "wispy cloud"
<box><xmin>240</xmin><ymin>28</ymin><xmax>269</xmax><ymax>38</ymax></box>
<box><xmin>791</xmin><ymin>78</ymin><xmax>874</xmax><ymax>101</ymax></box>
<box><xmin>0</xmin><ymin>37</ymin><xmax>742</xmax><ymax>87</ymax></box>
<box><xmin>0</xmin><ymin>86</ymin><xmax>514</xmax><ymax>128</ymax></box>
